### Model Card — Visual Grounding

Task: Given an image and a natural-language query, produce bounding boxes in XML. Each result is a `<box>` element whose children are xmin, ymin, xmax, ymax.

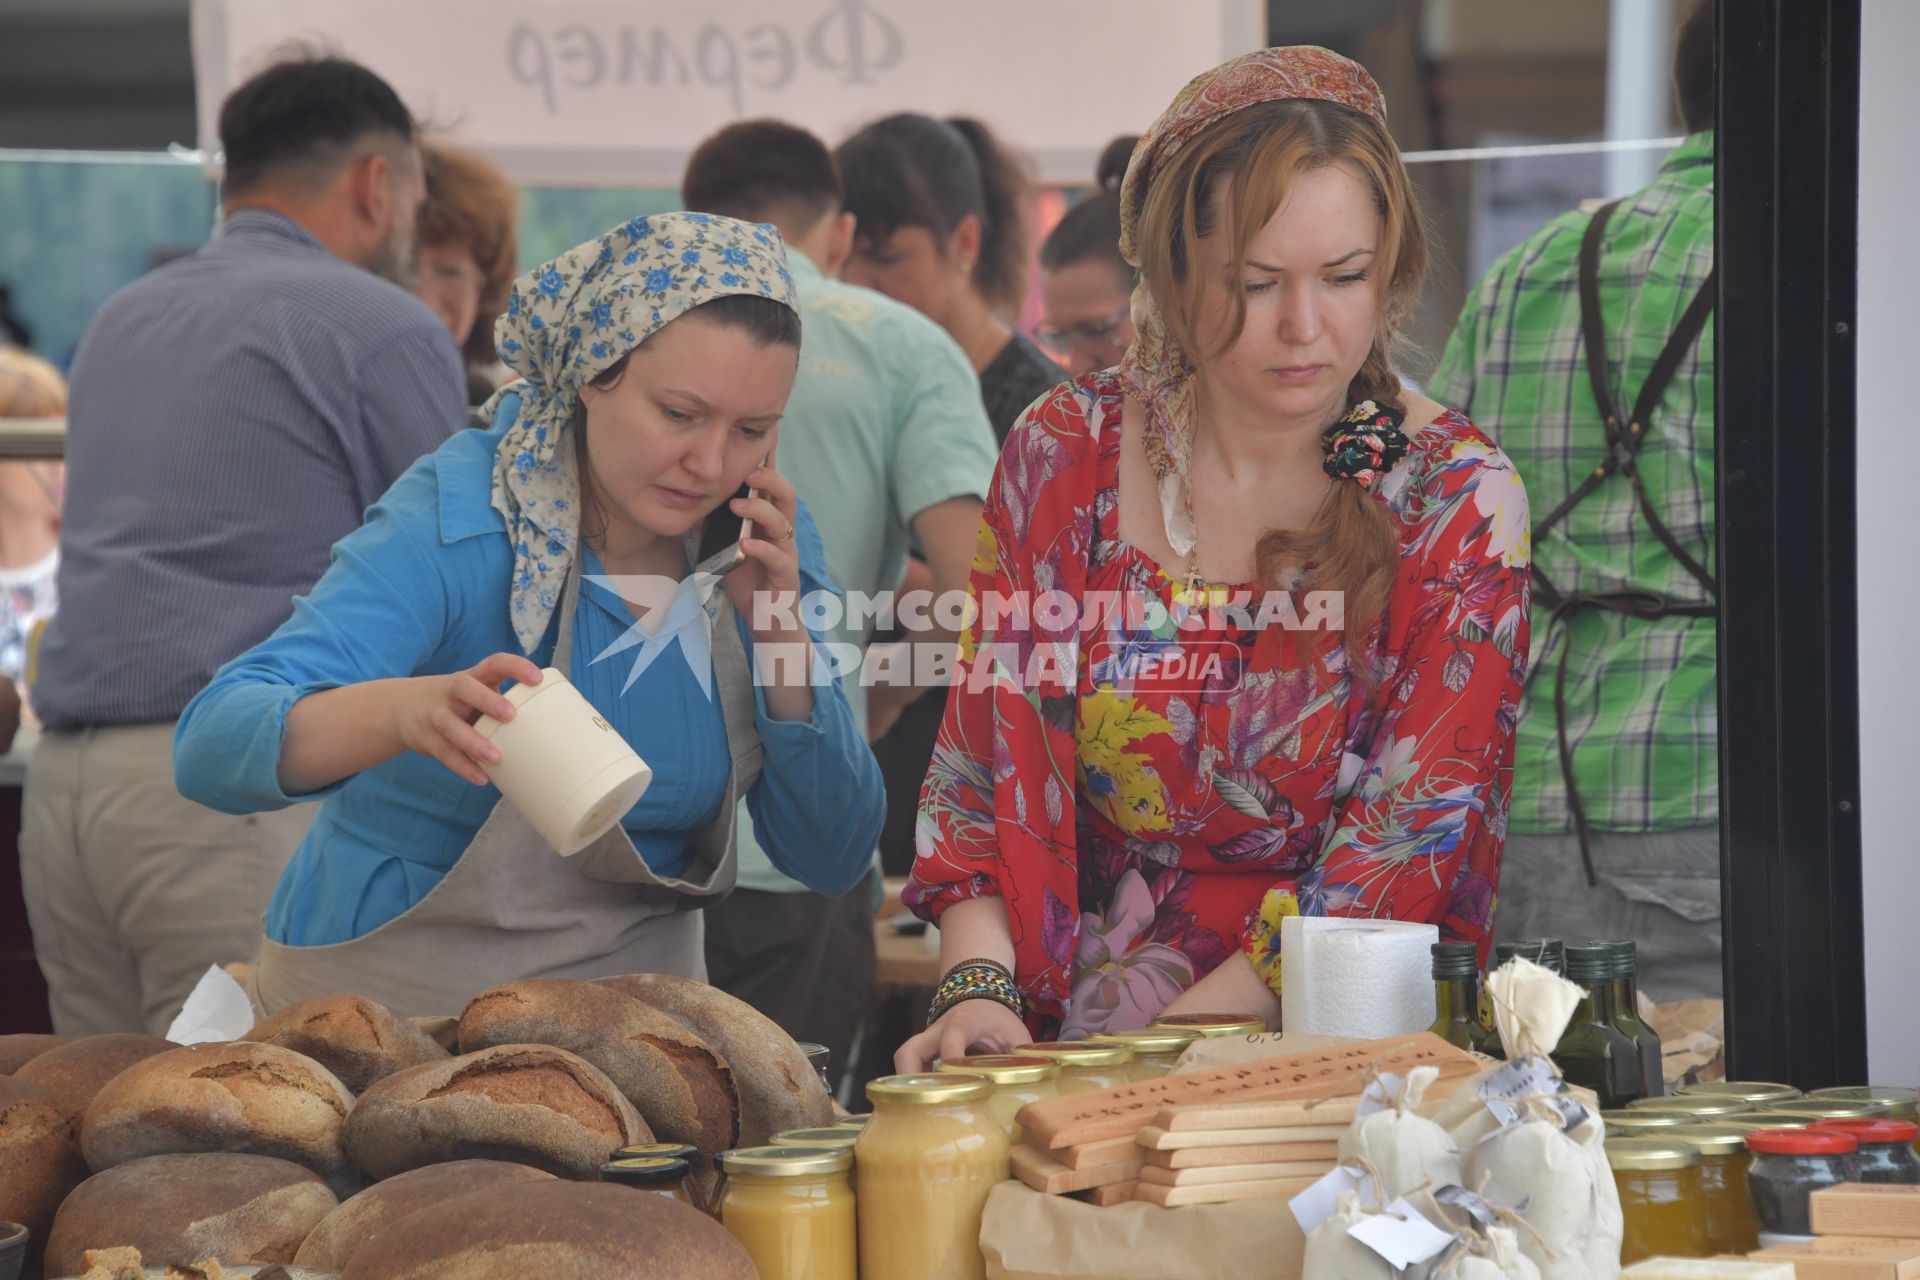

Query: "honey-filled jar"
<box><xmin>938</xmin><ymin>1055</ymin><xmax>1060</xmax><ymax>1140</ymax></box>
<box><xmin>770</xmin><ymin>1127</ymin><xmax>864</xmax><ymax>1189</ymax></box>
<box><xmin>856</xmin><ymin>1074</ymin><xmax>1010</xmax><ymax>1280</ymax></box>
<box><xmin>1016</xmin><ymin>1042</ymin><xmax>1133</xmax><ymax>1095</ymax></box>
<box><xmin>1602</xmin><ymin>1109</ymin><xmax>1695</xmax><ymax>1136</ymax></box>
<box><xmin>1677</xmin><ymin>1081</ymin><xmax>1802</xmax><ymax>1107</ymax></box>
<box><xmin>1808</xmin><ymin>1085</ymin><xmax>1920</xmax><ymax>1120</ymax></box>
<box><xmin>717</xmin><ymin>1145</ymin><xmax>857</xmax><ymax>1280</ymax></box>
<box><xmin>1627</xmin><ymin>1095</ymin><xmax>1750</xmax><ymax>1119</ymax></box>
<box><xmin>600</xmin><ymin>1155</ymin><xmax>695</xmax><ymax>1206</ymax></box>
<box><xmin>1088</xmin><ymin>1029</ymin><xmax>1200</xmax><ymax>1081</ymax></box>
<box><xmin>1605</xmin><ymin>1137</ymin><xmax>1710</xmax><ymax>1264</ymax></box>
<box><xmin>1666</xmin><ymin>1124</ymin><xmax>1762</xmax><ymax>1254</ymax></box>
<box><xmin>1149</xmin><ymin>1012</ymin><xmax>1270</xmax><ymax>1038</ymax></box>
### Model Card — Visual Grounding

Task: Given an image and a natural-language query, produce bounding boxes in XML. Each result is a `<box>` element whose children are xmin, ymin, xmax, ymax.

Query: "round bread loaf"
<box><xmin>82</xmin><ymin>1042</ymin><xmax>353</xmax><ymax>1181</ymax></box>
<box><xmin>0</xmin><ymin>1075</ymin><xmax>90</xmax><ymax>1277</ymax></box>
<box><xmin>458</xmin><ymin>979</ymin><xmax>738</xmax><ymax>1155</ymax></box>
<box><xmin>43</xmin><ymin>1152</ymin><xmax>338</xmax><ymax>1277</ymax></box>
<box><xmin>342</xmin><ymin>1044</ymin><xmax>647</xmax><ymax>1180</ymax></box>
<box><xmin>15</xmin><ymin>1034</ymin><xmax>176</xmax><ymax>1125</ymax></box>
<box><xmin>292</xmin><ymin>1159</ymin><xmax>555</xmax><ymax>1272</ymax></box>
<box><xmin>246</xmin><ymin>994</ymin><xmax>450</xmax><ymax>1095</ymax></box>
<box><xmin>593</xmin><ymin>973</ymin><xmax>832</xmax><ymax>1144</ymax></box>
<box><xmin>339</xmin><ymin>1181</ymin><xmax>754</xmax><ymax>1280</ymax></box>
<box><xmin>0</xmin><ymin>1032</ymin><xmax>71</xmax><ymax>1074</ymax></box>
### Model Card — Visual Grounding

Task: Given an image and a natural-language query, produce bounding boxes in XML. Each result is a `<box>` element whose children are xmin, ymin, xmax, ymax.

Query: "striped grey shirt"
<box><xmin>34</xmin><ymin>209</ymin><xmax>466</xmax><ymax>729</ymax></box>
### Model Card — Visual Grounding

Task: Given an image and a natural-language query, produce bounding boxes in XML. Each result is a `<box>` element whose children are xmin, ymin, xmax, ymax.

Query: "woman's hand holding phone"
<box><xmin>721</xmin><ymin>461</ymin><xmax>805</xmax><ymax>647</ymax></box>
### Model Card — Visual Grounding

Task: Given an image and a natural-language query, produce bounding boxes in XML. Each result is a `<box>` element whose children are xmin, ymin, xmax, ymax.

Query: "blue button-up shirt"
<box><xmin>173</xmin><ymin>405</ymin><xmax>885</xmax><ymax>945</ymax></box>
<box><xmin>35</xmin><ymin>208</ymin><xmax>468</xmax><ymax>728</ymax></box>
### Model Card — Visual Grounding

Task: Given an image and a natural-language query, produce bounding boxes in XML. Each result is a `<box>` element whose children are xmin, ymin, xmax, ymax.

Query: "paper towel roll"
<box><xmin>1280</xmin><ymin>917</ymin><xmax>1439</xmax><ymax>1039</ymax></box>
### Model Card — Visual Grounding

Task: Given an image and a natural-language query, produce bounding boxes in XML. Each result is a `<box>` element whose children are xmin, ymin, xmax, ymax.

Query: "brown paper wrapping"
<box><xmin>980</xmin><ymin>1180</ymin><xmax>1308</xmax><ymax>1280</ymax></box>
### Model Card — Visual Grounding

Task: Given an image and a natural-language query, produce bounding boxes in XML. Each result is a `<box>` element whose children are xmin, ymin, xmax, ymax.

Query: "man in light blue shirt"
<box><xmin>682</xmin><ymin>121</ymin><xmax>998</xmax><ymax>1088</ymax></box>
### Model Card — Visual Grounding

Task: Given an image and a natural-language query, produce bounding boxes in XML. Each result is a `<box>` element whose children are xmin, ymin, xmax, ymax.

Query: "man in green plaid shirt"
<box><xmin>1429</xmin><ymin>4</ymin><xmax>1719</xmax><ymax>999</ymax></box>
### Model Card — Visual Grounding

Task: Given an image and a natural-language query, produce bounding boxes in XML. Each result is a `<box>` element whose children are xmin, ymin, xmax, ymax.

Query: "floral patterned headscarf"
<box><xmin>482</xmin><ymin>213</ymin><xmax>798</xmax><ymax>654</ymax></box>
<box><xmin>1116</xmin><ymin>47</ymin><xmax>1390</xmax><ymax>558</ymax></box>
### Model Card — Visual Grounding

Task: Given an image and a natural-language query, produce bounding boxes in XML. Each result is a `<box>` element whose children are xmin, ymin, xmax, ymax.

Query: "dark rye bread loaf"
<box><xmin>292</xmin><ymin>1159</ymin><xmax>555</xmax><ymax>1273</ymax></box>
<box><xmin>81</xmin><ymin>1042</ymin><xmax>354</xmax><ymax>1182</ymax></box>
<box><xmin>0</xmin><ymin>1032</ymin><xmax>72</xmax><ymax>1074</ymax></box>
<box><xmin>246</xmin><ymin>995</ymin><xmax>450</xmax><ymax>1096</ymax></box>
<box><xmin>15</xmin><ymin>1034</ymin><xmax>176</xmax><ymax>1125</ymax></box>
<box><xmin>457</xmin><ymin>979</ymin><xmax>738</xmax><ymax>1155</ymax></box>
<box><xmin>339</xmin><ymin>1180</ymin><xmax>754</xmax><ymax>1280</ymax></box>
<box><xmin>341</xmin><ymin>1044</ymin><xmax>648</xmax><ymax>1180</ymax></box>
<box><xmin>593</xmin><ymin>973</ymin><xmax>832</xmax><ymax>1144</ymax></box>
<box><xmin>0</xmin><ymin>1075</ymin><xmax>90</xmax><ymax>1277</ymax></box>
<box><xmin>44</xmin><ymin>1153</ymin><xmax>337</xmax><ymax>1278</ymax></box>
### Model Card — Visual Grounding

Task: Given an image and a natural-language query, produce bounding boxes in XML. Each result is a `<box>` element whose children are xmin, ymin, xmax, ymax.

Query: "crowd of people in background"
<box><xmin>1</xmin><ymin>0</ymin><xmax>1717</xmax><ymax>1095</ymax></box>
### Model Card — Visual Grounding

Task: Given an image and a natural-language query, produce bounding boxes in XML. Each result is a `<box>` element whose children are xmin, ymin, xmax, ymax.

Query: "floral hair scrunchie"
<box><xmin>1321</xmin><ymin>399</ymin><xmax>1411</xmax><ymax>489</ymax></box>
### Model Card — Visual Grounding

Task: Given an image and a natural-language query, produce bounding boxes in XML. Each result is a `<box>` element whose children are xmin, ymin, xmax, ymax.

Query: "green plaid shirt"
<box><xmin>1430</xmin><ymin>132</ymin><xmax>1715</xmax><ymax>835</ymax></box>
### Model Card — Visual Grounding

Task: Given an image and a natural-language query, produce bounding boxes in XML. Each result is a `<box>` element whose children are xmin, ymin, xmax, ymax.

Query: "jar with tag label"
<box><xmin>1666</xmin><ymin>1124</ymin><xmax>1761</xmax><ymax>1253</ymax></box>
<box><xmin>1606</xmin><ymin>1138</ymin><xmax>1710</xmax><ymax>1264</ymax></box>
<box><xmin>1016</xmin><ymin>1042</ymin><xmax>1133</xmax><ymax>1095</ymax></box>
<box><xmin>938</xmin><ymin>1055</ymin><xmax>1060</xmax><ymax>1140</ymax></box>
<box><xmin>717</xmin><ymin>1145</ymin><xmax>857</xmax><ymax>1280</ymax></box>
<box><xmin>1087</xmin><ymin>1029</ymin><xmax>1200</xmax><ymax>1080</ymax></box>
<box><xmin>856</xmin><ymin>1073</ymin><xmax>1009</xmax><ymax>1280</ymax></box>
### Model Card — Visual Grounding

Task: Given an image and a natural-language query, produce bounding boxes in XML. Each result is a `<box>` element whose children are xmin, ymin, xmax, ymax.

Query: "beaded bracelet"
<box><xmin>926</xmin><ymin>960</ymin><xmax>1025</xmax><ymax>1027</ymax></box>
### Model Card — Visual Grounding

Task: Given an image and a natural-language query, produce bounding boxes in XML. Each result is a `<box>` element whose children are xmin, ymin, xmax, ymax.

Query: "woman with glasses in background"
<box><xmin>1036</xmin><ymin>136</ymin><xmax>1141</xmax><ymax>380</ymax></box>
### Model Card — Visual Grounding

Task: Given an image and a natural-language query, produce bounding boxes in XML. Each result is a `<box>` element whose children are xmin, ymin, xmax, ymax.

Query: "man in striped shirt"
<box><xmin>23</xmin><ymin>57</ymin><xmax>467</xmax><ymax>1034</ymax></box>
<box><xmin>1429</xmin><ymin>2</ymin><xmax>1720</xmax><ymax>1000</ymax></box>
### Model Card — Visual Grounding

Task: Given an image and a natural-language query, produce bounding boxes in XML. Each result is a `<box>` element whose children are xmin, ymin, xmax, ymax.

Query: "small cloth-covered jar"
<box><xmin>1745</xmin><ymin>1128</ymin><xmax>1859</xmax><ymax>1245</ymax></box>
<box><xmin>1812</xmin><ymin>1119</ymin><xmax>1920</xmax><ymax>1184</ymax></box>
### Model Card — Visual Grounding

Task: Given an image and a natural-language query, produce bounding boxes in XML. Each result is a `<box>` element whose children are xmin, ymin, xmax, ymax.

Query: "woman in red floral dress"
<box><xmin>896</xmin><ymin>46</ymin><xmax>1530</xmax><ymax>1067</ymax></box>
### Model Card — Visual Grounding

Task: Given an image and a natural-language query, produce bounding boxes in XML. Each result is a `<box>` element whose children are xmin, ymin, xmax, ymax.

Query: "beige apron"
<box><xmin>252</xmin><ymin>552</ymin><xmax>763</xmax><ymax>1019</ymax></box>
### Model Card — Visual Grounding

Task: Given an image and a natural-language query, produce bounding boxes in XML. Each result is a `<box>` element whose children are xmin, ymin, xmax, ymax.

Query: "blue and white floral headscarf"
<box><xmin>482</xmin><ymin>213</ymin><xmax>799</xmax><ymax>654</ymax></box>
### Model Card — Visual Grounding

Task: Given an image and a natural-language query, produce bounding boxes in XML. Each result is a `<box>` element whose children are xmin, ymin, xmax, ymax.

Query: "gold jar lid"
<box><xmin>1758</xmin><ymin>1098</ymin><xmax>1895</xmax><ymax>1120</ymax></box>
<box><xmin>1602</xmin><ymin>1109</ymin><xmax>1693</xmax><ymax>1132</ymax></box>
<box><xmin>939</xmin><ymin>1054</ymin><xmax>1061</xmax><ymax>1085</ymax></box>
<box><xmin>769</xmin><ymin>1127</ymin><xmax>861</xmax><ymax>1150</ymax></box>
<box><xmin>866</xmin><ymin>1072</ymin><xmax>995</xmax><ymax>1106</ymax></box>
<box><xmin>1149</xmin><ymin>1013</ymin><xmax>1269</xmax><ymax>1037</ymax></box>
<box><xmin>603</xmin><ymin>1155</ymin><xmax>689</xmax><ymax>1178</ymax></box>
<box><xmin>613</xmin><ymin>1142</ymin><xmax>699</xmax><ymax>1161</ymax></box>
<box><xmin>1720</xmin><ymin>1112</ymin><xmax>1810</xmax><ymax>1131</ymax></box>
<box><xmin>1626</xmin><ymin>1095</ymin><xmax>1748</xmax><ymax>1117</ymax></box>
<box><xmin>833</xmin><ymin>1114</ymin><xmax>871</xmax><ymax>1129</ymax></box>
<box><xmin>1605</xmin><ymin>1137</ymin><xmax>1702</xmax><ymax>1172</ymax></box>
<box><xmin>717</xmin><ymin>1144</ymin><xmax>854</xmax><ymax>1177</ymax></box>
<box><xmin>1677</xmin><ymin>1081</ymin><xmax>1801</xmax><ymax>1105</ymax></box>
<box><xmin>1664</xmin><ymin>1124</ymin><xmax>1758</xmax><ymax>1155</ymax></box>
<box><xmin>1018</xmin><ymin>1042</ymin><xmax>1134</xmax><ymax>1068</ymax></box>
<box><xmin>1809</xmin><ymin>1086</ymin><xmax>1920</xmax><ymax>1117</ymax></box>
<box><xmin>1089</xmin><ymin>1029</ymin><xmax>1200</xmax><ymax>1056</ymax></box>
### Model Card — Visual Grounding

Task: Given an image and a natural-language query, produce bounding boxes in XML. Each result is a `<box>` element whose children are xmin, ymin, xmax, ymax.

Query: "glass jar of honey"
<box><xmin>717</xmin><ymin>1145</ymin><xmax>857</xmax><ymax>1280</ymax></box>
<box><xmin>1745</xmin><ymin>1127</ymin><xmax>1859</xmax><ymax>1245</ymax></box>
<box><xmin>1627</xmin><ymin>1095</ymin><xmax>1751</xmax><ymax>1120</ymax></box>
<box><xmin>770</xmin><ymin>1127</ymin><xmax>863</xmax><ymax>1190</ymax></box>
<box><xmin>601</xmin><ymin>1155</ymin><xmax>695</xmax><ymax>1205</ymax></box>
<box><xmin>1087</xmin><ymin>1029</ymin><xmax>1201</xmax><ymax>1081</ymax></box>
<box><xmin>1758</xmin><ymin>1097</ymin><xmax>1896</xmax><ymax>1121</ymax></box>
<box><xmin>1809</xmin><ymin>1086</ymin><xmax>1920</xmax><ymax>1120</ymax></box>
<box><xmin>1016</xmin><ymin>1042</ymin><xmax>1133</xmax><ymax>1095</ymax></box>
<box><xmin>938</xmin><ymin>1055</ymin><xmax>1060</xmax><ymax>1140</ymax></box>
<box><xmin>1666</xmin><ymin>1124</ymin><xmax>1762</xmax><ymax>1254</ymax></box>
<box><xmin>834</xmin><ymin>1114</ymin><xmax>872</xmax><ymax>1131</ymax></box>
<box><xmin>1603</xmin><ymin>1109</ymin><xmax>1696</xmax><ymax>1136</ymax></box>
<box><xmin>1606</xmin><ymin>1137</ymin><xmax>1710</xmax><ymax>1264</ymax></box>
<box><xmin>856</xmin><ymin>1073</ymin><xmax>1010</xmax><ymax>1280</ymax></box>
<box><xmin>1148</xmin><ymin>1013</ymin><xmax>1270</xmax><ymax>1038</ymax></box>
<box><xmin>1677</xmin><ymin>1081</ymin><xmax>1802</xmax><ymax>1107</ymax></box>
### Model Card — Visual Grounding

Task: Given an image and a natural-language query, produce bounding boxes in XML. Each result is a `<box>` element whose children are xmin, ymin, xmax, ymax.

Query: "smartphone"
<box><xmin>692</xmin><ymin>453</ymin><xmax>772</xmax><ymax>577</ymax></box>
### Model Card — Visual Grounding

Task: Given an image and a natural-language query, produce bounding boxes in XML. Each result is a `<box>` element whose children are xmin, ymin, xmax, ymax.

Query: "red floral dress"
<box><xmin>905</xmin><ymin>371</ymin><xmax>1532</xmax><ymax>1039</ymax></box>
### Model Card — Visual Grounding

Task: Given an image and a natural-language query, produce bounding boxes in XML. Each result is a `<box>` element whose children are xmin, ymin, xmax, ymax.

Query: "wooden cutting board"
<box><xmin>1138</xmin><ymin>1159</ymin><xmax>1335</xmax><ymax>1187</ymax></box>
<box><xmin>1134</xmin><ymin>1175</ymin><xmax>1321</xmax><ymax>1208</ymax></box>
<box><xmin>1144</xmin><ymin>1140</ymin><xmax>1343</xmax><ymax>1169</ymax></box>
<box><xmin>1011</xmin><ymin>1141</ymin><xmax>1144</xmax><ymax>1194</ymax></box>
<box><xmin>1137</xmin><ymin>1123</ymin><xmax>1350</xmax><ymax>1150</ymax></box>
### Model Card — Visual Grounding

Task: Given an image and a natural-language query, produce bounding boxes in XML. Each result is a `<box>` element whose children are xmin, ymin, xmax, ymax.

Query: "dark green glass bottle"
<box><xmin>1554</xmin><ymin>943</ymin><xmax>1645</xmax><ymax>1108</ymax></box>
<box><xmin>1496</xmin><ymin>937</ymin><xmax>1566</xmax><ymax>975</ymax></box>
<box><xmin>1597</xmin><ymin>938</ymin><xmax>1664</xmax><ymax>1098</ymax></box>
<box><xmin>1429</xmin><ymin>942</ymin><xmax>1493</xmax><ymax>1054</ymax></box>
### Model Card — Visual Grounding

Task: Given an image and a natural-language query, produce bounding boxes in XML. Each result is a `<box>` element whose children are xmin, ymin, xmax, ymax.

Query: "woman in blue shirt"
<box><xmin>175</xmin><ymin>213</ymin><xmax>886</xmax><ymax>1017</ymax></box>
